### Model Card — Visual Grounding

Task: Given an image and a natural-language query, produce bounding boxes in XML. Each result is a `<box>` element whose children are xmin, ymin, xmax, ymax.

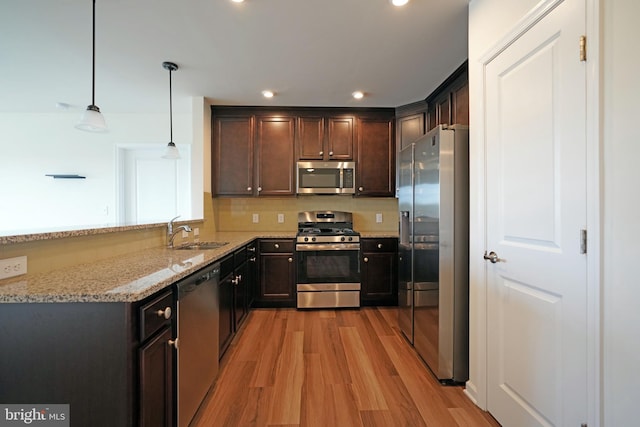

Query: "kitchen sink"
<box><xmin>174</xmin><ymin>241</ymin><xmax>229</xmax><ymax>250</ymax></box>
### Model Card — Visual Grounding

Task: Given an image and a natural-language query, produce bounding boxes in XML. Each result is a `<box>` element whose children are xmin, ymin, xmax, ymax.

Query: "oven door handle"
<box><xmin>296</xmin><ymin>243</ymin><xmax>360</xmax><ymax>251</ymax></box>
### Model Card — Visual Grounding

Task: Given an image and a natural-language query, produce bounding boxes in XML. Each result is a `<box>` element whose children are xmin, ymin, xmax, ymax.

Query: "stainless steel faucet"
<box><xmin>167</xmin><ymin>216</ymin><xmax>192</xmax><ymax>248</ymax></box>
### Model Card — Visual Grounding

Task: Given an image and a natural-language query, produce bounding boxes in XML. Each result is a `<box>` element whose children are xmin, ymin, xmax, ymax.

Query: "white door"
<box><xmin>484</xmin><ymin>0</ymin><xmax>588</xmax><ymax>426</ymax></box>
<box><xmin>118</xmin><ymin>145</ymin><xmax>190</xmax><ymax>224</ymax></box>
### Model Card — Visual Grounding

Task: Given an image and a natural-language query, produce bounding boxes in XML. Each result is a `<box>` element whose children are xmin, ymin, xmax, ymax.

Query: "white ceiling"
<box><xmin>1</xmin><ymin>0</ymin><xmax>469</xmax><ymax>114</ymax></box>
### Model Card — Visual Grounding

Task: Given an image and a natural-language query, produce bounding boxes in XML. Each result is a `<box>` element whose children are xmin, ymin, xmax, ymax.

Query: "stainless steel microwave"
<box><xmin>296</xmin><ymin>161</ymin><xmax>356</xmax><ymax>195</ymax></box>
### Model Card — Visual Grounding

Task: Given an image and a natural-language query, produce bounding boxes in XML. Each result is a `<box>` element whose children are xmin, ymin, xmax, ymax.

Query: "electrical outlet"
<box><xmin>182</xmin><ymin>230</ymin><xmax>189</xmax><ymax>238</ymax></box>
<box><xmin>376</xmin><ymin>213</ymin><xmax>383</xmax><ymax>223</ymax></box>
<box><xmin>277</xmin><ymin>213</ymin><xmax>285</xmax><ymax>223</ymax></box>
<box><xmin>252</xmin><ymin>213</ymin><xmax>259</xmax><ymax>223</ymax></box>
<box><xmin>193</xmin><ymin>227</ymin><xmax>200</xmax><ymax>236</ymax></box>
<box><xmin>0</xmin><ymin>256</ymin><xmax>27</xmax><ymax>280</ymax></box>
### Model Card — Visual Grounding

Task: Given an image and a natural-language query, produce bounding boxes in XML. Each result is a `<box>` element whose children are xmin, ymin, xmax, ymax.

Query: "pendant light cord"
<box><xmin>91</xmin><ymin>0</ymin><xmax>96</xmax><ymax>107</ymax></box>
<box><xmin>169</xmin><ymin>67</ymin><xmax>173</xmax><ymax>143</ymax></box>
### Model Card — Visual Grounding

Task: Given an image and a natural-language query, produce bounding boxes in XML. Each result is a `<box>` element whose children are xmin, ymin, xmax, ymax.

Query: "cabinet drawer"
<box><xmin>362</xmin><ymin>238</ymin><xmax>398</xmax><ymax>253</ymax></box>
<box><xmin>139</xmin><ymin>291</ymin><xmax>174</xmax><ymax>342</ymax></box>
<box><xmin>259</xmin><ymin>239</ymin><xmax>294</xmax><ymax>253</ymax></box>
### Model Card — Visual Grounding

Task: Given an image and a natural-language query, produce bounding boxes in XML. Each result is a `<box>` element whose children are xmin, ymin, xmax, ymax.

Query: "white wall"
<box><xmin>0</xmin><ymin>110</ymin><xmax>194</xmax><ymax>235</ymax></box>
<box><xmin>602</xmin><ymin>0</ymin><xmax>640</xmax><ymax>425</ymax></box>
<box><xmin>468</xmin><ymin>0</ymin><xmax>640</xmax><ymax>425</ymax></box>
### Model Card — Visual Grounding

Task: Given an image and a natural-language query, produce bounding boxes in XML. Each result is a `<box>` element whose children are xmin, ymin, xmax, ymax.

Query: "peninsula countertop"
<box><xmin>0</xmin><ymin>232</ymin><xmax>294</xmax><ymax>304</ymax></box>
<box><xmin>0</xmin><ymin>231</ymin><xmax>398</xmax><ymax>304</ymax></box>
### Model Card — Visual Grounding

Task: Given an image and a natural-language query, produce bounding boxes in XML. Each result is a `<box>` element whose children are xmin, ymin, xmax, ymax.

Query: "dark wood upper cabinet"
<box><xmin>255</xmin><ymin>116</ymin><xmax>296</xmax><ymax>196</ymax></box>
<box><xmin>212</xmin><ymin>115</ymin><xmax>254</xmax><ymax>196</ymax></box>
<box><xmin>297</xmin><ymin>116</ymin><xmax>325</xmax><ymax>160</ymax></box>
<box><xmin>356</xmin><ymin>114</ymin><xmax>395</xmax><ymax>197</ymax></box>
<box><xmin>326</xmin><ymin>116</ymin><xmax>355</xmax><ymax>160</ymax></box>
<box><xmin>426</xmin><ymin>61</ymin><xmax>469</xmax><ymax>132</ymax></box>
<box><xmin>212</xmin><ymin>106</ymin><xmax>394</xmax><ymax>198</ymax></box>
<box><xmin>452</xmin><ymin>80</ymin><xmax>469</xmax><ymax>126</ymax></box>
<box><xmin>397</xmin><ymin>111</ymin><xmax>426</xmax><ymax>151</ymax></box>
<box><xmin>296</xmin><ymin>114</ymin><xmax>354</xmax><ymax>161</ymax></box>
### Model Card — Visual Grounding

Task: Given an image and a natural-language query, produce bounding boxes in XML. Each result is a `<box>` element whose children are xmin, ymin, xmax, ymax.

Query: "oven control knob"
<box><xmin>340</xmin><ymin>236</ymin><xmax>346</xmax><ymax>242</ymax></box>
<box><xmin>304</xmin><ymin>237</ymin><xmax>309</xmax><ymax>242</ymax></box>
<box><xmin>312</xmin><ymin>237</ymin><xmax>316</xmax><ymax>242</ymax></box>
<box><xmin>348</xmin><ymin>237</ymin><xmax>353</xmax><ymax>241</ymax></box>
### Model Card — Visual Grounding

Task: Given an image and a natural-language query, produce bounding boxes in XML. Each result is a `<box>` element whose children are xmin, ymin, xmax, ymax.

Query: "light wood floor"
<box><xmin>192</xmin><ymin>307</ymin><xmax>500</xmax><ymax>427</ymax></box>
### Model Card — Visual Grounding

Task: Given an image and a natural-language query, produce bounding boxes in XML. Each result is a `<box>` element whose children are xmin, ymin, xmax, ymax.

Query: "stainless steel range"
<box><xmin>296</xmin><ymin>211</ymin><xmax>361</xmax><ymax>309</ymax></box>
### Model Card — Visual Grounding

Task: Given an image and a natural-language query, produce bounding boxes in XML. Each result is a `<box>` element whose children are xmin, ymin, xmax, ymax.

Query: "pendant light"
<box><xmin>161</xmin><ymin>61</ymin><xmax>180</xmax><ymax>159</ymax></box>
<box><xmin>76</xmin><ymin>0</ymin><xmax>107</xmax><ymax>132</ymax></box>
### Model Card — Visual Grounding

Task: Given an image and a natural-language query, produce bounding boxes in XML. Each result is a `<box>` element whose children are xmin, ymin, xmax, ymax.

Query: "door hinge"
<box><xmin>579</xmin><ymin>35</ymin><xmax>587</xmax><ymax>61</ymax></box>
<box><xmin>580</xmin><ymin>229</ymin><xmax>587</xmax><ymax>254</ymax></box>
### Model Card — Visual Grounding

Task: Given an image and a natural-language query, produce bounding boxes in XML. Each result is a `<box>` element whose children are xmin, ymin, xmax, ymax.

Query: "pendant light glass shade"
<box><xmin>162</xmin><ymin>142</ymin><xmax>180</xmax><ymax>159</ymax></box>
<box><xmin>161</xmin><ymin>61</ymin><xmax>180</xmax><ymax>159</ymax></box>
<box><xmin>76</xmin><ymin>0</ymin><xmax>107</xmax><ymax>132</ymax></box>
<box><xmin>76</xmin><ymin>105</ymin><xmax>107</xmax><ymax>132</ymax></box>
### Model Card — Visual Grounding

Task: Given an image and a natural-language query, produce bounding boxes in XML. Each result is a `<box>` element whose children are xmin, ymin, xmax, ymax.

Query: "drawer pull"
<box><xmin>156</xmin><ymin>307</ymin><xmax>172</xmax><ymax>319</ymax></box>
<box><xmin>274</xmin><ymin>243</ymin><xmax>280</xmax><ymax>249</ymax></box>
<box><xmin>363</xmin><ymin>257</ymin><xmax>369</xmax><ymax>263</ymax></box>
<box><xmin>168</xmin><ymin>338</ymin><xmax>179</xmax><ymax>349</ymax></box>
<box><xmin>377</xmin><ymin>243</ymin><xmax>383</xmax><ymax>249</ymax></box>
<box><xmin>288</xmin><ymin>257</ymin><xmax>293</xmax><ymax>263</ymax></box>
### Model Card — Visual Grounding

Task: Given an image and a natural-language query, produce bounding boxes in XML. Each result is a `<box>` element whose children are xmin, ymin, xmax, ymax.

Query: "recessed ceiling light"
<box><xmin>262</xmin><ymin>90</ymin><xmax>274</xmax><ymax>98</ymax></box>
<box><xmin>390</xmin><ymin>0</ymin><xmax>409</xmax><ymax>6</ymax></box>
<box><xmin>352</xmin><ymin>91</ymin><xmax>364</xmax><ymax>100</ymax></box>
<box><xmin>231</xmin><ymin>0</ymin><xmax>245</xmax><ymax>3</ymax></box>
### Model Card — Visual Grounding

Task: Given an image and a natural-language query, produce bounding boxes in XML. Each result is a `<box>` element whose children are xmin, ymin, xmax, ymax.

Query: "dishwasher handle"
<box><xmin>195</xmin><ymin>273</ymin><xmax>209</xmax><ymax>285</ymax></box>
<box><xmin>176</xmin><ymin>264</ymin><xmax>220</xmax><ymax>299</ymax></box>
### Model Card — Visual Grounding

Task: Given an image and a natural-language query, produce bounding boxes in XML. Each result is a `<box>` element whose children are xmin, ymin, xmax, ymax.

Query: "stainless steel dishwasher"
<box><xmin>176</xmin><ymin>263</ymin><xmax>220</xmax><ymax>427</ymax></box>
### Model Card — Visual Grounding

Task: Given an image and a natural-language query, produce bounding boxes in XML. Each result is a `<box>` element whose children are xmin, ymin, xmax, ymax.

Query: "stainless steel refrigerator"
<box><xmin>398</xmin><ymin>124</ymin><xmax>469</xmax><ymax>384</ymax></box>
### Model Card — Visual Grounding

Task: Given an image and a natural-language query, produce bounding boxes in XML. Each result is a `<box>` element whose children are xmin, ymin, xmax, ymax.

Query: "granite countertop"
<box><xmin>0</xmin><ymin>232</ymin><xmax>295</xmax><ymax>304</ymax></box>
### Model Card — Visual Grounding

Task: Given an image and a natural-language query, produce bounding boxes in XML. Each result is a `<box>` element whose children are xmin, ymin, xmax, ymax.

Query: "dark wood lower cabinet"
<box><xmin>219</xmin><ymin>255</ymin><xmax>235</xmax><ymax>357</ymax></box>
<box><xmin>361</xmin><ymin>238</ymin><xmax>398</xmax><ymax>306</ymax></box>
<box><xmin>219</xmin><ymin>243</ymin><xmax>255</xmax><ymax>359</ymax></box>
<box><xmin>0</xmin><ymin>300</ymin><xmax>169</xmax><ymax>427</ymax></box>
<box><xmin>254</xmin><ymin>239</ymin><xmax>296</xmax><ymax>307</ymax></box>
<box><xmin>233</xmin><ymin>258</ymin><xmax>249</xmax><ymax>330</ymax></box>
<box><xmin>139</xmin><ymin>327</ymin><xmax>174</xmax><ymax>427</ymax></box>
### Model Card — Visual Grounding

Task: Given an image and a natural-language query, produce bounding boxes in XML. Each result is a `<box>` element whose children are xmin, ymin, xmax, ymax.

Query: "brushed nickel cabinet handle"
<box><xmin>156</xmin><ymin>307</ymin><xmax>172</xmax><ymax>319</ymax></box>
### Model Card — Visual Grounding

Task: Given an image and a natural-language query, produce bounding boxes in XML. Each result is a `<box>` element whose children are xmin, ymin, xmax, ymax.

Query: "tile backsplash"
<box><xmin>1</xmin><ymin>194</ymin><xmax>397</xmax><ymax>276</ymax></box>
<box><xmin>213</xmin><ymin>196</ymin><xmax>399</xmax><ymax>232</ymax></box>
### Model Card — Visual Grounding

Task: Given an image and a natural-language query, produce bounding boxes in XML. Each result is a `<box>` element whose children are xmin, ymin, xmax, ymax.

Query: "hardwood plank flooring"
<box><xmin>191</xmin><ymin>308</ymin><xmax>500</xmax><ymax>427</ymax></box>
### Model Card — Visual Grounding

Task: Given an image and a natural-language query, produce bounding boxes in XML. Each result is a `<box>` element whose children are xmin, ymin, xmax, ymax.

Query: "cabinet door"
<box><xmin>213</xmin><ymin>116</ymin><xmax>254</xmax><ymax>196</ymax></box>
<box><xmin>427</xmin><ymin>103</ymin><xmax>437</xmax><ymax>132</ymax></box>
<box><xmin>361</xmin><ymin>252</ymin><xmax>398</xmax><ymax>306</ymax></box>
<box><xmin>397</xmin><ymin>113</ymin><xmax>425</xmax><ymax>151</ymax></box>
<box><xmin>356</xmin><ymin>117</ymin><xmax>395</xmax><ymax>197</ymax></box>
<box><xmin>233</xmin><ymin>260</ymin><xmax>249</xmax><ymax>330</ymax></box>
<box><xmin>139</xmin><ymin>327</ymin><xmax>174</xmax><ymax>427</ymax></box>
<box><xmin>297</xmin><ymin>116</ymin><xmax>325</xmax><ymax>160</ymax></box>
<box><xmin>451</xmin><ymin>81</ymin><xmax>469</xmax><ymax>126</ymax></box>
<box><xmin>361</xmin><ymin>238</ymin><xmax>398</xmax><ymax>306</ymax></box>
<box><xmin>259</xmin><ymin>253</ymin><xmax>295</xmax><ymax>305</ymax></box>
<box><xmin>256</xmin><ymin>116</ymin><xmax>296</xmax><ymax>196</ymax></box>
<box><xmin>327</xmin><ymin>116</ymin><xmax>355</xmax><ymax>160</ymax></box>
<box><xmin>219</xmin><ymin>272</ymin><xmax>235</xmax><ymax>357</ymax></box>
